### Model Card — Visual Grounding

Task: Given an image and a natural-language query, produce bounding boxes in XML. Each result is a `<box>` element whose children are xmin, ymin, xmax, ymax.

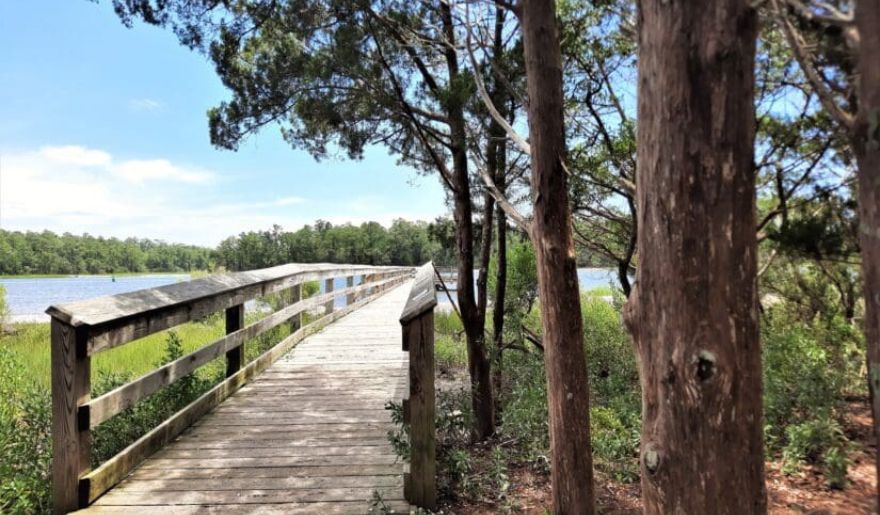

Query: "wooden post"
<box><xmin>225</xmin><ymin>304</ymin><xmax>244</xmax><ymax>378</ymax></box>
<box><xmin>402</xmin><ymin>311</ymin><xmax>436</xmax><ymax>510</ymax></box>
<box><xmin>346</xmin><ymin>276</ymin><xmax>355</xmax><ymax>305</ymax></box>
<box><xmin>290</xmin><ymin>284</ymin><xmax>302</xmax><ymax>332</ymax></box>
<box><xmin>51</xmin><ymin>318</ymin><xmax>90</xmax><ymax>513</ymax></box>
<box><xmin>324</xmin><ymin>278</ymin><xmax>334</xmax><ymax>315</ymax></box>
<box><xmin>400</xmin><ymin>263</ymin><xmax>437</xmax><ymax>510</ymax></box>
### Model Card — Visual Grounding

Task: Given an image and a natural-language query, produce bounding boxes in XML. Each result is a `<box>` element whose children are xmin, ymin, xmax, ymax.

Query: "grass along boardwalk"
<box><xmin>82</xmin><ymin>282</ymin><xmax>413</xmax><ymax>514</ymax></box>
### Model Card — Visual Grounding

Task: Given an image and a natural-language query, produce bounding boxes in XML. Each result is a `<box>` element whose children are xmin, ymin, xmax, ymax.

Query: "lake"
<box><xmin>1</xmin><ymin>268</ymin><xmax>618</xmax><ymax>322</ymax></box>
<box><xmin>1</xmin><ymin>274</ymin><xmax>190</xmax><ymax>322</ymax></box>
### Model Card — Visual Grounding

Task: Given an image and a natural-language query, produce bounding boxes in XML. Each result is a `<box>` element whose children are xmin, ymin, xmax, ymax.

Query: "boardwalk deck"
<box><xmin>82</xmin><ymin>283</ymin><xmax>413</xmax><ymax>514</ymax></box>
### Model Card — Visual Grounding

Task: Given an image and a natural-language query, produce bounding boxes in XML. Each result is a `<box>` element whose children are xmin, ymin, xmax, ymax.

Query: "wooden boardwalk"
<box><xmin>83</xmin><ymin>283</ymin><xmax>413</xmax><ymax>514</ymax></box>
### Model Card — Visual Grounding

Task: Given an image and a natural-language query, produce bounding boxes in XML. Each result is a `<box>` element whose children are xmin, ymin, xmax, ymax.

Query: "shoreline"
<box><xmin>0</xmin><ymin>272</ymin><xmax>194</xmax><ymax>280</ymax></box>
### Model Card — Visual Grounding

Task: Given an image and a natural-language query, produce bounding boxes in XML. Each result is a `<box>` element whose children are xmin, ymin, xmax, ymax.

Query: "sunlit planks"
<box><xmin>82</xmin><ymin>283</ymin><xmax>413</xmax><ymax>514</ymax></box>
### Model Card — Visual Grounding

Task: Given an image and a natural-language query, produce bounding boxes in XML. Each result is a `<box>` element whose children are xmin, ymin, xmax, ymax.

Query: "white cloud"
<box><xmin>40</xmin><ymin>145</ymin><xmax>111</xmax><ymax>167</ymax></box>
<box><xmin>112</xmin><ymin>159</ymin><xmax>213</xmax><ymax>185</ymax></box>
<box><xmin>128</xmin><ymin>98</ymin><xmax>163</xmax><ymax>112</ymax></box>
<box><xmin>0</xmin><ymin>144</ymin><xmax>443</xmax><ymax>246</ymax></box>
<box><xmin>274</xmin><ymin>196</ymin><xmax>305</xmax><ymax>206</ymax></box>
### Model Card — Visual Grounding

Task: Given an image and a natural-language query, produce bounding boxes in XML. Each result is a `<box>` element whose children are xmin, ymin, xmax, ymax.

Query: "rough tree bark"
<box><xmin>520</xmin><ymin>0</ymin><xmax>595</xmax><ymax>512</ymax></box>
<box><xmin>441</xmin><ymin>1</ymin><xmax>495</xmax><ymax>440</ymax></box>
<box><xmin>489</xmin><ymin>5</ymin><xmax>508</xmax><ymax>414</ymax></box>
<box><xmin>855</xmin><ymin>0</ymin><xmax>880</xmax><ymax>504</ymax></box>
<box><xmin>626</xmin><ymin>0</ymin><xmax>766</xmax><ymax>512</ymax></box>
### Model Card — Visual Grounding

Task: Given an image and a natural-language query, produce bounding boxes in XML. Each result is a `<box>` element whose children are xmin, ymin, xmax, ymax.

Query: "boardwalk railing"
<box><xmin>48</xmin><ymin>264</ymin><xmax>412</xmax><ymax>513</ymax></box>
<box><xmin>399</xmin><ymin>262</ymin><xmax>438</xmax><ymax>510</ymax></box>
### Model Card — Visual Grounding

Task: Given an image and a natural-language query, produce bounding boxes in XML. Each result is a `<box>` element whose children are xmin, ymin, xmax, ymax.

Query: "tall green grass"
<box><xmin>3</xmin><ymin>319</ymin><xmax>226</xmax><ymax>389</ymax></box>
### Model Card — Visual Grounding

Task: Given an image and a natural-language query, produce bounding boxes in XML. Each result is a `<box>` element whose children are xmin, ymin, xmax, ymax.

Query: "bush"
<box><xmin>0</xmin><ymin>285</ymin><xmax>9</xmax><ymax>327</ymax></box>
<box><xmin>762</xmin><ymin>300</ymin><xmax>863</xmax><ymax>487</ymax></box>
<box><xmin>590</xmin><ymin>407</ymin><xmax>640</xmax><ymax>482</ymax></box>
<box><xmin>0</xmin><ymin>347</ymin><xmax>52</xmax><ymax>514</ymax></box>
<box><xmin>92</xmin><ymin>331</ymin><xmax>216</xmax><ymax>464</ymax></box>
<box><xmin>496</xmin><ymin>294</ymin><xmax>641</xmax><ymax>477</ymax></box>
<box><xmin>782</xmin><ymin>417</ymin><xmax>851</xmax><ymax>489</ymax></box>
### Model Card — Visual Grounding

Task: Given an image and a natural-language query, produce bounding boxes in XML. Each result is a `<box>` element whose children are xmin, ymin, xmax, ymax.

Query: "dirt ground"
<box><xmin>441</xmin><ymin>400</ymin><xmax>878</xmax><ymax>514</ymax></box>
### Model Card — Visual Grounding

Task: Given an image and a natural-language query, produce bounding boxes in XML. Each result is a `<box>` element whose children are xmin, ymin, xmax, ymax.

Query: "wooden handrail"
<box><xmin>399</xmin><ymin>262</ymin><xmax>437</xmax><ymax>510</ymax></box>
<box><xmin>49</xmin><ymin>264</ymin><xmax>412</xmax><ymax>513</ymax></box>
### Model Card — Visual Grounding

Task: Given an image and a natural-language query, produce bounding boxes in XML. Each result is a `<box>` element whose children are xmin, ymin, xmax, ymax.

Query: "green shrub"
<box><xmin>762</xmin><ymin>297</ymin><xmax>863</xmax><ymax>488</ymax></box>
<box><xmin>0</xmin><ymin>285</ymin><xmax>9</xmax><ymax>327</ymax></box>
<box><xmin>590</xmin><ymin>407</ymin><xmax>640</xmax><ymax>482</ymax></box>
<box><xmin>782</xmin><ymin>417</ymin><xmax>851</xmax><ymax>488</ymax></box>
<box><xmin>0</xmin><ymin>347</ymin><xmax>52</xmax><ymax>514</ymax></box>
<box><xmin>581</xmin><ymin>295</ymin><xmax>639</xmax><ymax>413</ymax></box>
<box><xmin>92</xmin><ymin>331</ymin><xmax>216</xmax><ymax>464</ymax></box>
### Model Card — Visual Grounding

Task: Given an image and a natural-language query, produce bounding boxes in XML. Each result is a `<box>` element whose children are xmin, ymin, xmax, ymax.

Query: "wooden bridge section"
<box><xmin>48</xmin><ymin>263</ymin><xmax>438</xmax><ymax>514</ymax></box>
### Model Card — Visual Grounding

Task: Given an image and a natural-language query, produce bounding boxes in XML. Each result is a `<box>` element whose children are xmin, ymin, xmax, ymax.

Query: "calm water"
<box><xmin>1</xmin><ymin>275</ymin><xmax>190</xmax><ymax>322</ymax></box>
<box><xmin>435</xmin><ymin>267</ymin><xmax>618</xmax><ymax>307</ymax></box>
<box><xmin>1</xmin><ymin>268</ymin><xmax>617</xmax><ymax>322</ymax></box>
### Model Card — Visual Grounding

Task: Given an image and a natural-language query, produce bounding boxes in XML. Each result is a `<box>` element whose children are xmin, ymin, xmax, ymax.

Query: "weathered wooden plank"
<box><xmin>79</xmin><ymin>286</ymin><xmax>395</xmax><ymax>505</ymax></box>
<box><xmin>93</xmin><ymin>487</ymin><xmax>403</xmax><ymax>505</ymax></box>
<box><xmin>154</xmin><ymin>445</ymin><xmax>392</xmax><ymax>459</ymax></box>
<box><xmin>47</xmin><ymin>263</ymin><xmax>408</xmax><ymax>327</ymax></box>
<box><xmin>76</xmin><ymin>280</ymin><xmax>414</xmax><ymax>513</ymax></box>
<box><xmin>399</xmin><ymin>263</ymin><xmax>437</xmax><ymax>326</ymax></box>
<box><xmin>47</xmin><ymin>265</ymin><xmax>410</xmax><ymax>355</ymax></box>
<box><xmin>127</xmin><ymin>464</ymin><xmax>406</xmax><ymax>481</ymax></box>
<box><xmin>83</xmin><ymin>276</ymin><xmax>405</xmax><ymax>428</ymax></box>
<box><xmin>112</xmin><ymin>475</ymin><xmax>403</xmax><ymax>492</ymax></box>
<box><xmin>85</xmin><ymin>501</ymin><xmax>411</xmax><ymax>514</ymax></box>
<box><xmin>51</xmin><ymin>319</ymin><xmax>90</xmax><ymax>514</ymax></box>
<box><xmin>171</xmin><ymin>437</ymin><xmax>391</xmax><ymax>449</ymax></box>
<box><xmin>137</xmin><ymin>455</ymin><xmax>401</xmax><ymax>470</ymax></box>
<box><xmin>401</xmin><ymin>283</ymin><xmax>437</xmax><ymax>510</ymax></box>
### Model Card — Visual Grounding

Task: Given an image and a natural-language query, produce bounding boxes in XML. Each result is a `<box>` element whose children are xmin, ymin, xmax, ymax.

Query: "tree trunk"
<box><xmin>441</xmin><ymin>1</ymin><xmax>494</xmax><ymax>440</ymax></box>
<box><xmin>855</xmin><ymin>0</ymin><xmax>880</xmax><ymax>504</ymax></box>
<box><xmin>520</xmin><ymin>0</ymin><xmax>595</xmax><ymax>512</ymax></box>
<box><xmin>477</xmin><ymin>192</ymin><xmax>495</xmax><ymax>324</ymax></box>
<box><xmin>627</xmin><ymin>0</ymin><xmax>766</xmax><ymax>512</ymax></box>
<box><xmin>492</xmin><ymin>150</ymin><xmax>508</xmax><ymax>415</ymax></box>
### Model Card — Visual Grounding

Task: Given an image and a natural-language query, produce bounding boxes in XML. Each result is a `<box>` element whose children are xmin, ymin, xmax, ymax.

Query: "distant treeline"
<box><xmin>215</xmin><ymin>219</ymin><xmax>457</xmax><ymax>271</ymax></box>
<box><xmin>0</xmin><ymin>230</ymin><xmax>213</xmax><ymax>275</ymax></box>
<box><xmin>0</xmin><ymin>219</ymin><xmax>458</xmax><ymax>276</ymax></box>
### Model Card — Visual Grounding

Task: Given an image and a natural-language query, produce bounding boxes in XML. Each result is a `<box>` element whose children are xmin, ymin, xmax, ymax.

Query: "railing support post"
<box><xmin>346</xmin><ymin>275</ymin><xmax>355</xmax><ymax>305</ymax></box>
<box><xmin>324</xmin><ymin>278</ymin><xmax>335</xmax><ymax>315</ymax></box>
<box><xmin>290</xmin><ymin>284</ymin><xmax>302</xmax><ymax>332</ymax></box>
<box><xmin>225</xmin><ymin>304</ymin><xmax>245</xmax><ymax>377</ymax></box>
<box><xmin>51</xmin><ymin>318</ymin><xmax>90</xmax><ymax>514</ymax></box>
<box><xmin>400</xmin><ymin>263</ymin><xmax>437</xmax><ymax>510</ymax></box>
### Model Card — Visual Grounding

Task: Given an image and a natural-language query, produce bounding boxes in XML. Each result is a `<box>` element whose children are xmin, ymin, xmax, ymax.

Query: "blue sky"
<box><xmin>0</xmin><ymin>0</ymin><xmax>448</xmax><ymax>246</ymax></box>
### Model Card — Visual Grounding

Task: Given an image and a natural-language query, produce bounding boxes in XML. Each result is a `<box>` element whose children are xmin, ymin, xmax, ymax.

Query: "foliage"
<box><xmin>434</xmin><ymin>311</ymin><xmax>467</xmax><ymax>371</ymax></box>
<box><xmin>215</xmin><ymin>219</ymin><xmax>456</xmax><ymax>270</ymax></box>
<box><xmin>781</xmin><ymin>418</ymin><xmax>851</xmax><ymax>489</ymax></box>
<box><xmin>385</xmin><ymin>401</ymin><xmax>410</xmax><ymax>462</ymax></box>
<box><xmin>0</xmin><ymin>347</ymin><xmax>52</xmax><ymax>514</ymax></box>
<box><xmin>589</xmin><ymin>407</ymin><xmax>640</xmax><ymax>483</ymax></box>
<box><xmin>0</xmin><ymin>285</ymin><xmax>9</xmax><ymax>327</ymax></box>
<box><xmin>0</xmin><ymin>229</ymin><xmax>213</xmax><ymax>275</ymax></box>
<box><xmin>4</xmin><ymin>320</ymin><xmax>225</xmax><ymax>389</ymax></box>
<box><xmin>761</xmin><ymin>290</ymin><xmax>864</xmax><ymax>488</ymax></box>
<box><xmin>488</xmin><ymin>236</ymin><xmax>538</xmax><ymax>328</ymax></box>
<box><xmin>92</xmin><ymin>331</ymin><xmax>217</xmax><ymax>464</ymax></box>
